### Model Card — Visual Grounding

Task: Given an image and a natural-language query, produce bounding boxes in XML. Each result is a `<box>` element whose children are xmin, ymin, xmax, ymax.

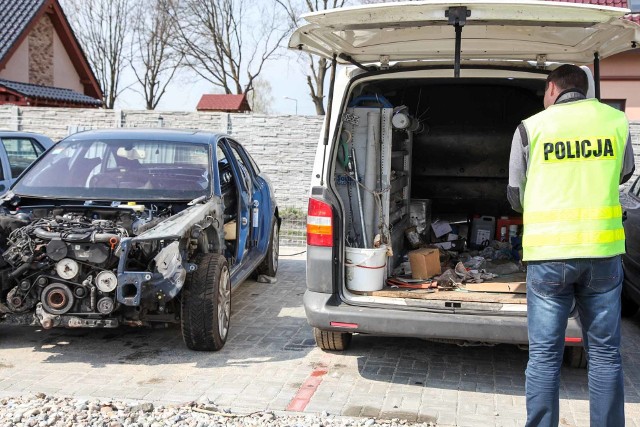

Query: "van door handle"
<box><xmin>241</xmin><ymin>217</ymin><xmax>248</xmax><ymax>226</ymax></box>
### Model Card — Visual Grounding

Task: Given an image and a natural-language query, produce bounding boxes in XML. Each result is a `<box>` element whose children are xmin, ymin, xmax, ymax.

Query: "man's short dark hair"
<box><xmin>546</xmin><ymin>64</ymin><xmax>588</xmax><ymax>95</ymax></box>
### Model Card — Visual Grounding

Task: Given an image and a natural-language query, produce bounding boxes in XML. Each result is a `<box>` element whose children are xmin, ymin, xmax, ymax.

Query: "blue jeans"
<box><xmin>525</xmin><ymin>256</ymin><xmax>625</xmax><ymax>427</ymax></box>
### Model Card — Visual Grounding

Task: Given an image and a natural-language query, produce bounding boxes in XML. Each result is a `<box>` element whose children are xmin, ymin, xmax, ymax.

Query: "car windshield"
<box><xmin>13</xmin><ymin>138</ymin><xmax>211</xmax><ymax>200</ymax></box>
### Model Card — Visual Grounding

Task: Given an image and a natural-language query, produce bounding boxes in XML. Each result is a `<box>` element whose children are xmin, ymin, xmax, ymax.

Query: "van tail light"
<box><xmin>307</xmin><ymin>198</ymin><xmax>333</xmax><ymax>247</ymax></box>
<box><xmin>565</xmin><ymin>337</ymin><xmax>582</xmax><ymax>343</ymax></box>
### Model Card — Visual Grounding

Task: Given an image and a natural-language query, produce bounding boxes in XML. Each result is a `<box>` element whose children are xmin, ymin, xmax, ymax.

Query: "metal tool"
<box><xmin>350</xmin><ymin>147</ymin><xmax>368</xmax><ymax>248</ymax></box>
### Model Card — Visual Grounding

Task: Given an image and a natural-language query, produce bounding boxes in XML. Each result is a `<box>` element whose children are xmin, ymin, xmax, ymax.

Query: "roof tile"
<box><xmin>196</xmin><ymin>94</ymin><xmax>250</xmax><ymax>111</ymax></box>
<box><xmin>0</xmin><ymin>79</ymin><xmax>102</xmax><ymax>106</ymax></box>
<box><xmin>0</xmin><ymin>0</ymin><xmax>47</xmax><ymax>63</ymax></box>
<box><xmin>626</xmin><ymin>12</ymin><xmax>640</xmax><ymax>22</ymax></box>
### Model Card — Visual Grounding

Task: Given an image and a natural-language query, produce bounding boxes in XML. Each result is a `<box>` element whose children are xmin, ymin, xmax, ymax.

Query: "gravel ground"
<box><xmin>0</xmin><ymin>394</ymin><xmax>437</xmax><ymax>427</ymax></box>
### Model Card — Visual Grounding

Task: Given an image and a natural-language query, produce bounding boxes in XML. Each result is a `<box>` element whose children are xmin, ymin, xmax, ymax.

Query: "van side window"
<box><xmin>1</xmin><ymin>138</ymin><xmax>43</xmax><ymax>178</ymax></box>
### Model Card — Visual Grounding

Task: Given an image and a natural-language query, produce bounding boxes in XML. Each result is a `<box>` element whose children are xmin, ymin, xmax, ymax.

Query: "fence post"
<box><xmin>114</xmin><ymin>110</ymin><xmax>124</xmax><ymax>128</ymax></box>
<box><xmin>10</xmin><ymin>106</ymin><xmax>21</xmax><ymax>131</ymax></box>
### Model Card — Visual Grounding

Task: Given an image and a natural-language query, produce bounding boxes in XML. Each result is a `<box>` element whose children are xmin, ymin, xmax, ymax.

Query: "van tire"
<box><xmin>181</xmin><ymin>253</ymin><xmax>230</xmax><ymax>351</ymax></box>
<box><xmin>564</xmin><ymin>345</ymin><xmax>587</xmax><ymax>369</ymax></box>
<box><xmin>313</xmin><ymin>328</ymin><xmax>352</xmax><ymax>351</ymax></box>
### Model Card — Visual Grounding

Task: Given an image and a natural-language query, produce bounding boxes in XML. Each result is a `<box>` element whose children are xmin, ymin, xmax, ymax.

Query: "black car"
<box><xmin>622</xmin><ymin>175</ymin><xmax>640</xmax><ymax>317</ymax></box>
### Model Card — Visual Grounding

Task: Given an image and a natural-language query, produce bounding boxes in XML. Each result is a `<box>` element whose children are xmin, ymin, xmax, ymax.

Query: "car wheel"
<box><xmin>181</xmin><ymin>253</ymin><xmax>230</xmax><ymax>351</ymax></box>
<box><xmin>563</xmin><ymin>345</ymin><xmax>587</xmax><ymax>369</ymax></box>
<box><xmin>258</xmin><ymin>219</ymin><xmax>279</xmax><ymax>277</ymax></box>
<box><xmin>621</xmin><ymin>288</ymin><xmax>639</xmax><ymax>318</ymax></box>
<box><xmin>313</xmin><ymin>327</ymin><xmax>352</xmax><ymax>351</ymax></box>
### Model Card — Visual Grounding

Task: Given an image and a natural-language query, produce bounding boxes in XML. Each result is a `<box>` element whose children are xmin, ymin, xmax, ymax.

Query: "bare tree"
<box><xmin>275</xmin><ymin>0</ymin><xmax>351</xmax><ymax>115</ymax></box>
<box><xmin>63</xmin><ymin>0</ymin><xmax>133</xmax><ymax>109</ymax></box>
<box><xmin>247</xmin><ymin>78</ymin><xmax>274</xmax><ymax>114</ymax></box>
<box><xmin>130</xmin><ymin>0</ymin><xmax>184</xmax><ymax>110</ymax></box>
<box><xmin>170</xmin><ymin>0</ymin><xmax>290</xmax><ymax>96</ymax></box>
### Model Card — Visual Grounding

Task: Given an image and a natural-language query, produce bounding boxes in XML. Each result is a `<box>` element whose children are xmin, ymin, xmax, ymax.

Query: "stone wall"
<box><xmin>0</xmin><ymin>105</ymin><xmax>639</xmax><ymax>206</ymax></box>
<box><xmin>28</xmin><ymin>15</ymin><xmax>54</xmax><ymax>86</ymax></box>
<box><xmin>0</xmin><ymin>106</ymin><xmax>324</xmax><ymax>213</ymax></box>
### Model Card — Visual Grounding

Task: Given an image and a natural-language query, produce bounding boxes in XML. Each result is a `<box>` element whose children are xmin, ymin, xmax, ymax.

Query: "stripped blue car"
<box><xmin>0</xmin><ymin>129</ymin><xmax>280</xmax><ymax>351</ymax></box>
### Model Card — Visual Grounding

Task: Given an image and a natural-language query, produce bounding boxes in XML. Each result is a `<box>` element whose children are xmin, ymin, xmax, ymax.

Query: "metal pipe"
<box><xmin>320</xmin><ymin>54</ymin><xmax>338</xmax><ymax>186</ymax></box>
<box><xmin>364</xmin><ymin>111</ymin><xmax>380</xmax><ymax>247</ymax></box>
<box><xmin>350</xmin><ymin>147</ymin><xmax>368</xmax><ymax>248</ymax></box>
<box><xmin>594</xmin><ymin>52</ymin><xmax>601</xmax><ymax>100</ymax></box>
<box><xmin>454</xmin><ymin>23</ymin><xmax>462</xmax><ymax>78</ymax></box>
<box><xmin>337</xmin><ymin>53</ymin><xmax>373</xmax><ymax>72</ymax></box>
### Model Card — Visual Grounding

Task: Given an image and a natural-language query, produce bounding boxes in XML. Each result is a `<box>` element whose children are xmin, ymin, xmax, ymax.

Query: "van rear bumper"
<box><xmin>303</xmin><ymin>290</ymin><xmax>583</xmax><ymax>345</ymax></box>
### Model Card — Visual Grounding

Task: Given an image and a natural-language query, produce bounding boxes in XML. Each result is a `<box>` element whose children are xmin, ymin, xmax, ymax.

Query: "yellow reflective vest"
<box><xmin>521</xmin><ymin>98</ymin><xmax>628</xmax><ymax>261</ymax></box>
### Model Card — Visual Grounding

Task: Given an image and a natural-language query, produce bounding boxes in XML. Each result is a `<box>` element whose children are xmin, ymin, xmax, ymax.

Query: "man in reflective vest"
<box><xmin>508</xmin><ymin>64</ymin><xmax>635</xmax><ymax>427</ymax></box>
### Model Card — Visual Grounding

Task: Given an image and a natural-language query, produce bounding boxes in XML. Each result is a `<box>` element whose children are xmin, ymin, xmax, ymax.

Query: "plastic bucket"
<box><xmin>345</xmin><ymin>245</ymin><xmax>387</xmax><ymax>292</ymax></box>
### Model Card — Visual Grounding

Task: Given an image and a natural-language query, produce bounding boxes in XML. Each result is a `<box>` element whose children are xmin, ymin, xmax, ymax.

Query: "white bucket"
<box><xmin>345</xmin><ymin>245</ymin><xmax>388</xmax><ymax>292</ymax></box>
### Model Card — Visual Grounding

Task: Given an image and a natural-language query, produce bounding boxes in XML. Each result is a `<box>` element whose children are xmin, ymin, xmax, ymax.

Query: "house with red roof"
<box><xmin>553</xmin><ymin>0</ymin><xmax>640</xmax><ymax>119</ymax></box>
<box><xmin>0</xmin><ymin>0</ymin><xmax>102</xmax><ymax>108</ymax></box>
<box><xmin>196</xmin><ymin>94</ymin><xmax>251</xmax><ymax>113</ymax></box>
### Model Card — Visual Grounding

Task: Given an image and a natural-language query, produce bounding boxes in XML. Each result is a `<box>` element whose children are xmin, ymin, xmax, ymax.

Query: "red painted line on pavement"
<box><xmin>286</xmin><ymin>369</ymin><xmax>328</xmax><ymax>412</ymax></box>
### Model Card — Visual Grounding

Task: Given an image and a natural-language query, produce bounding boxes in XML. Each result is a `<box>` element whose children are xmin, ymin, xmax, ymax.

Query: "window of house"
<box><xmin>602</xmin><ymin>99</ymin><xmax>626</xmax><ymax>111</ymax></box>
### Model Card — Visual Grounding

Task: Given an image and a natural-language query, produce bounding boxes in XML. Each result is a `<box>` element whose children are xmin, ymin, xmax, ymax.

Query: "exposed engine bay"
<box><xmin>0</xmin><ymin>200</ymin><xmax>221</xmax><ymax>329</ymax></box>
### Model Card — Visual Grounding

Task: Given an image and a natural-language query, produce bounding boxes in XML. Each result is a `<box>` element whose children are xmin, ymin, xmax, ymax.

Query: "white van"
<box><xmin>293</xmin><ymin>0</ymin><xmax>640</xmax><ymax>367</ymax></box>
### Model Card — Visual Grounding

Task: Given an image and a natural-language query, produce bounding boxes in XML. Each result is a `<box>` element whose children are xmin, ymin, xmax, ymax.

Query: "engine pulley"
<box><xmin>96</xmin><ymin>297</ymin><xmax>115</xmax><ymax>315</ymax></box>
<box><xmin>95</xmin><ymin>271</ymin><xmax>118</xmax><ymax>293</ymax></box>
<box><xmin>56</xmin><ymin>258</ymin><xmax>79</xmax><ymax>280</ymax></box>
<box><xmin>41</xmin><ymin>283</ymin><xmax>74</xmax><ymax>315</ymax></box>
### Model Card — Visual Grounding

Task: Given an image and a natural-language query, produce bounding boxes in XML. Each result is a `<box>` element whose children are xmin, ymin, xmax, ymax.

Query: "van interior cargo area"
<box><xmin>334</xmin><ymin>77</ymin><xmax>546</xmax><ymax>305</ymax></box>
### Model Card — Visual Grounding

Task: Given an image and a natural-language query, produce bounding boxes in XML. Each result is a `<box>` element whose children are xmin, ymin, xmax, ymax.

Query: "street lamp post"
<box><xmin>284</xmin><ymin>96</ymin><xmax>298</xmax><ymax>115</ymax></box>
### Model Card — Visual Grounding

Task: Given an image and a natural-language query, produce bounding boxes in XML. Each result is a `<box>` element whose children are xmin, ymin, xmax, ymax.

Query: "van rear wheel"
<box><xmin>564</xmin><ymin>345</ymin><xmax>587</xmax><ymax>369</ymax></box>
<box><xmin>313</xmin><ymin>328</ymin><xmax>352</xmax><ymax>351</ymax></box>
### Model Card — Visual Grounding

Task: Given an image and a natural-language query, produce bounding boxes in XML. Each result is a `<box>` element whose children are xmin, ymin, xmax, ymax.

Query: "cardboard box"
<box><xmin>408</xmin><ymin>248</ymin><xmax>441</xmax><ymax>280</ymax></box>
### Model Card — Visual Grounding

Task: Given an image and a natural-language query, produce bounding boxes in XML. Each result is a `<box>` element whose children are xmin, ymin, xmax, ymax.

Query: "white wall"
<box><xmin>0</xmin><ymin>39</ymin><xmax>29</xmax><ymax>83</ymax></box>
<box><xmin>52</xmin><ymin>29</ymin><xmax>83</xmax><ymax>92</ymax></box>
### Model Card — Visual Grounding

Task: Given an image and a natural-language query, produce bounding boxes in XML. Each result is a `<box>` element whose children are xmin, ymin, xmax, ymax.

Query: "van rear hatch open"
<box><xmin>290</xmin><ymin>0</ymin><xmax>640</xmax><ymax>65</ymax></box>
<box><xmin>296</xmin><ymin>1</ymin><xmax>639</xmax><ymax>313</ymax></box>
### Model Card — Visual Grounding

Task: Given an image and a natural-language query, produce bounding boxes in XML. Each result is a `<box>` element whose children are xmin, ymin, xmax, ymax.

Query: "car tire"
<box><xmin>563</xmin><ymin>345</ymin><xmax>587</xmax><ymax>369</ymax></box>
<box><xmin>621</xmin><ymin>288</ymin><xmax>639</xmax><ymax>318</ymax></box>
<box><xmin>181</xmin><ymin>253</ymin><xmax>230</xmax><ymax>351</ymax></box>
<box><xmin>313</xmin><ymin>327</ymin><xmax>352</xmax><ymax>351</ymax></box>
<box><xmin>258</xmin><ymin>219</ymin><xmax>279</xmax><ymax>277</ymax></box>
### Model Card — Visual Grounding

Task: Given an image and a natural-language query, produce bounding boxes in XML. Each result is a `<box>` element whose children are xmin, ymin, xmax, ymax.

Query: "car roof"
<box><xmin>63</xmin><ymin>128</ymin><xmax>227</xmax><ymax>145</ymax></box>
<box><xmin>0</xmin><ymin>130</ymin><xmax>53</xmax><ymax>139</ymax></box>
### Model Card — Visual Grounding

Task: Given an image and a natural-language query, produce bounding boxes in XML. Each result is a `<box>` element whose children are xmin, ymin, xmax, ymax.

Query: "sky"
<box><xmin>115</xmin><ymin>42</ymin><xmax>321</xmax><ymax>116</ymax></box>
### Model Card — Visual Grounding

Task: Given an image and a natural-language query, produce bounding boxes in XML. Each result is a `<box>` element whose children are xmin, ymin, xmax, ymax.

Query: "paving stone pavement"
<box><xmin>1</xmin><ymin>247</ymin><xmax>640</xmax><ymax>427</ymax></box>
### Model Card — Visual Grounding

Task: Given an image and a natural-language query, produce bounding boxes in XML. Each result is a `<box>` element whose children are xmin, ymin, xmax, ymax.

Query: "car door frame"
<box><xmin>225</xmin><ymin>138</ymin><xmax>276</xmax><ymax>256</ymax></box>
<box><xmin>217</xmin><ymin>138</ymin><xmax>253</xmax><ymax>268</ymax></box>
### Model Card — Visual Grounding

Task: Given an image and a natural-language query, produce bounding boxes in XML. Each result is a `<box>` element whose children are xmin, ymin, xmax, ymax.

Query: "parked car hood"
<box><xmin>289</xmin><ymin>0</ymin><xmax>640</xmax><ymax>65</ymax></box>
